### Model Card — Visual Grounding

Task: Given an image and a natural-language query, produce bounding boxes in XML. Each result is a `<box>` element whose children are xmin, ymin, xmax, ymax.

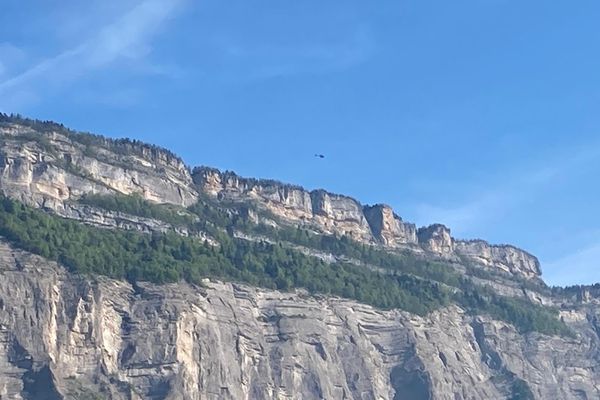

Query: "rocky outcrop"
<box><xmin>310</xmin><ymin>190</ymin><xmax>373</xmax><ymax>240</ymax></box>
<box><xmin>0</xmin><ymin>122</ymin><xmax>198</xmax><ymax>209</ymax></box>
<box><xmin>0</xmin><ymin>118</ymin><xmax>546</xmax><ymax>281</ymax></box>
<box><xmin>194</xmin><ymin>168</ymin><xmax>374</xmax><ymax>241</ymax></box>
<box><xmin>0</xmin><ymin>240</ymin><xmax>598</xmax><ymax>400</ymax></box>
<box><xmin>455</xmin><ymin>240</ymin><xmax>542</xmax><ymax>280</ymax></box>
<box><xmin>417</xmin><ymin>224</ymin><xmax>455</xmax><ymax>256</ymax></box>
<box><xmin>363</xmin><ymin>204</ymin><xmax>418</xmax><ymax>246</ymax></box>
<box><xmin>195</xmin><ymin>166</ymin><xmax>545</xmax><ymax>279</ymax></box>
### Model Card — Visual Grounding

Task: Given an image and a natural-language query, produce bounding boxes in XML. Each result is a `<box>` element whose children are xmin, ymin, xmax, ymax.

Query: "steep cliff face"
<box><xmin>0</xmin><ymin>116</ymin><xmax>599</xmax><ymax>400</ymax></box>
<box><xmin>417</xmin><ymin>224</ymin><xmax>455</xmax><ymax>257</ymax></box>
<box><xmin>455</xmin><ymin>240</ymin><xmax>542</xmax><ymax>280</ymax></box>
<box><xmin>194</xmin><ymin>167</ymin><xmax>541</xmax><ymax>279</ymax></box>
<box><xmin>0</xmin><ymin>122</ymin><xmax>198</xmax><ymax>209</ymax></box>
<box><xmin>194</xmin><ymin>168</ymin><xmax>374</xmax><ymax>241</ymax></box>
<box><xmin>363</xmin><ymin>204</ymin><xmax>418</xmax><ymax>247</ymax></box>
<box><xmin>0</xmin><ymin>241</ymin><xmax>598</xmax><ymax>400</ymax></box>
<box><xmin>309</xmin><ymin>190</ymin><xmax>373</xmax><ymax>241</ymax></box>
<box><xmin>198</xmin><ymin>167</ymin><xmax>550</xmax><ymax>280</ymax></box>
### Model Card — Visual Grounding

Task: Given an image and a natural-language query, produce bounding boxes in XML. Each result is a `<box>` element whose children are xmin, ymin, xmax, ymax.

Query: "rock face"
<box><xmin>455</xmin><ymin>240</ymin><xmax>542</xmax><ymax>280</ymax></box>
<box><xmin>0</xmin><ymin>122</ymin><xmax>198</xmax><ymax>209</ymax></box>
<box><xmin>363</xmin><ymin>204</ymin><xmax>418</xmax><ymax>246</ymax></box>
<box><xmin>0</xmin><ymin>118</ymin><xmax>546</xmax><ymax>281</ymax></box>
<box><xmin>195</xmin><ymin>166</ymin><xmax>545</xmax><ymax>280</ymax></box>
<box><xmin>0</xmin><ymin>241</ymin><xmax>598</xmax><ymax>400</ymax></box>
<box><xmin>1</xmin><ymin>116</ymin><xmax>600</xmax><ymax>399</ymax></box>
<box><xmin>417</xmin><ymin>224</ymin><xmax>455</xmax><ymax>256</ymax></box>
<box><xmin>194</xmin><ymin>168</ymin><xmax>374</xmax><ymax>241</ymax></box>
<box><xmin>53</xmin><ymin>202</ymin><xmax>216</xmax><ymax>245</ymax></box>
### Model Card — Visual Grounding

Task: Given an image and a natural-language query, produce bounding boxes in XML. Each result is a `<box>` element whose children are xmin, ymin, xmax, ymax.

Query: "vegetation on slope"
<box><xmin>189</xmin><ymin>195</ymin><xmax>463</xmax><ymax>286</ymax></box>
<box><xmin>459</xmin><ymin>282</ymin><xmax>569</xmax><ymax>336</ymax></box>
<box><xmin>79</xmin><ymin>193</ymin><xmax>194</xmax><ymax>226</ymax></box>
<box><xmin>0</xmin><ymin>196</ymin><xmax>449</xmax><ymax>315</ymax></box>
<box><xmin>73</xmin><ymin>192</ymin><xmax>570</xmax><ymax>335</ymax></box>
<box><xmin>0</xmin><ymin>115</ymin><xmax>574</xmax><ymax>334</ymax></box>
<box><xmin>552</xmin><ymin>283</ymin><xmax>600</xmax><ymax>300</ymax></box>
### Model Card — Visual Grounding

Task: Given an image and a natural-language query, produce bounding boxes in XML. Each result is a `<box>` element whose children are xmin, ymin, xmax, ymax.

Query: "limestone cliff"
<box><xmin>455</xmin><ymin>240</ymin><xmax>542</xmax><ymax>280</ymax></box>
<box><xmin>0</xmin><ymin>120</ymin><xmax>198</xmax><ymax>209</ymax></box>
<box><xmin>363</xmin><ymin>204</ymin><xmax>418</xmax><ymax>247</ymax></box>
<box><xmin>193</xmin><ymin>168</ymin><xmax>373</xmax><ymax>242</ymax></box>
<box><xmin>417</xmin><ymin>224</ymin><xmax>455</xmax><ymax>257</ymax></box>
<box><xmin>0</xmin><ymin>115</ymin><xmax>598</xmax><ymax>400</ymax></box>
<box><xmin>194</xmin><ymin>167</ymin><xmax>545</xmax><ymax>280</ymax></box>
<box><xmin>0</xmin><ymin>241</ymin><xmax>598</xmax><ymax>400</ymax></box>
<box><xmin>0</xmin><ymin>116</ymin><xmax>546</xmax><ymax>280</ymax></box>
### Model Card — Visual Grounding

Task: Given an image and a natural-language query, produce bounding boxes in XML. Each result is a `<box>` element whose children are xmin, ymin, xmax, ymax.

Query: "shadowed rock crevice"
<box><xmin>472</xmin><ymin>321</ymin><xmax>535</xmax><ymax>400</ymax></box>
<box><xmin>472</xmin><ymin>320</ymin><xmax>503</xmax><ymax>370</ymax></box>
<box><xmin>22</xmin><ymin>365</ymin><xmax>62</xmax><ymax>400</ymax></box>
<box><xmin>390</xmin><ymin>365</ymin><xmax>432</xmax><ymax>400</ymax></box>
<box><xmin>8</xmin><ymin>338</ymin><xmax>33</xmax><ymax>370</ymax></box>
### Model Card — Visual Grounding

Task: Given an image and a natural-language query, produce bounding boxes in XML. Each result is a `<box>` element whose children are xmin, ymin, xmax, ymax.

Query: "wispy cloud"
<box><xmin>411</xmin><ymin>141</ymin><xmax>600</xmax><ymax>285</ymax></box>
<box><xmin>0</xmin><ymin>42</ymin><xmax>27</xmax><ymax>79</ymax></box>
<box><xmin>208</xmin><ymin>27</ymin><xmax>374</xmax><ymax>82</ymax></box>
<box><xmin>0</xmin><ymin>0</ymin><xmax>185</xmax><ymax>110</ymax></box>
<box><xmin>412</xmin><ymin>142</ymin><xmax>600</xmax><ymax>236</ymax></box>
<box><xmin>542</xmin><ymin>238</ymin><xmax>600</xmax><ymax>286</ymax></box>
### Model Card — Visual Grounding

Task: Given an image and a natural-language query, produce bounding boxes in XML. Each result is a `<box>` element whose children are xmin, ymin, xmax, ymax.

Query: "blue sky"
<box><xmin>1</xmin><ymin>0</ymin><xmax>599</xmax><ymax>286</ymax></box>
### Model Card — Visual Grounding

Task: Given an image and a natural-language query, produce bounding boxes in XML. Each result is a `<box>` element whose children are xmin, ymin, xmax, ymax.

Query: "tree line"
<box><xmin>0</xmin><ymin>193</ymin><xmax>570</xmax><ymax>335</ymax></box>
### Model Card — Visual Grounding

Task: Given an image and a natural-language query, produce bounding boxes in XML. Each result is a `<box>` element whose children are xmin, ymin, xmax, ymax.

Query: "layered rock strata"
<box><xmin>0</xmin><ymin>241</ymin><xmax>596</xmax><ymax>400</ymax></box>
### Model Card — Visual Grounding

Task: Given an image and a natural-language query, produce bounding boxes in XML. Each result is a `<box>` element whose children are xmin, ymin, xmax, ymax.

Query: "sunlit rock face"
<box><xmin>193</xmin><ymin>167</ymin><xmax>374</xmax><ymax>241</ymax></box>
<box><xmin>195</xmin><ymin>166</ymin><xmax>544</xmax><ymax>280</ymax></box>
<box><xmin>363</xmin><ymin>204</ymin><xmax>418</xmax><ymax>246</ymax></box>
<box><xmin>455</xmin><ymin>240</ymin><xmax>542</xmax><ymax>280</ymax></box>
<box><xmin>0</xmin><ymin>117</ymin><xmax>598</xmax><ymax>399</ymax></box>
<box><xmin>417</xmin><ymin>224</ymin><xmax>455</xmax><ymax>256</ymax></box>
<box><xmin>0</xmin><ymin>120</ymin><xmax>546</xmax><ymax>281</ymax></box>
<box><xmin>0</xmin><ymin>124</ymin><xmax>198</xmax><ymax>209</ymax></box>
<box><xmin>0</xmin><ymin>241</ymin><xmax>598</xmax><ymax>400</ymax></box>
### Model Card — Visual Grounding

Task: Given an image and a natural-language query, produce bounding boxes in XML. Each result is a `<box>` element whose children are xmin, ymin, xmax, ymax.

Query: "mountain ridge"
<box><xmin>0</xmin><ymin>113</ymin><xmax>599</xmax><ymax>399</ymax></box>
<box><xmin>0</xmin><ymin>113</ymin><xmax>545</xmax><ymax>282</ymax></box>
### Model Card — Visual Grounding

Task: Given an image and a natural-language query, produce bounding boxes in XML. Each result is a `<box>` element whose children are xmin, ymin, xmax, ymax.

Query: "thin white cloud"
<box><xmin>412</xmin><ymin>143</ymin><xmax>600</xmax><ymax>236</ymax></box>
<box><xmin>542</xmin><ymin>240</ymin><xmax>600</xmax><ymax>286</ymax></box>
<box><xmin>0</xmin><ymin>47</ymin><xmax>84</xmax><ymax>92</ymax></box>
<box><xmin>0</xmin><ymin>42</ymin><xmax>27</xmax><ymax>79</ymax></box>
<box><xmin>209</xmin><ymin>27</ymin><xmax>374</xmax><ymax>82</ymax></box>
<box><xmin>85</xmin><ymin>0</ymin><xmax>182</xmax><ymax>67</ymax></box>
<box><xmin>0</xmin><ymin>0</ymin><xmax>184</xmax><ymax>110</ymax></box>
<box><xmin>413</xmin><ymin>191</ymin><xmax>515</xmax><ymax>236</ymax></box>
<box><xmin>409</xmin><ymin>143</ymin><xmax>600</xmax><ymax>285</ymax></box>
